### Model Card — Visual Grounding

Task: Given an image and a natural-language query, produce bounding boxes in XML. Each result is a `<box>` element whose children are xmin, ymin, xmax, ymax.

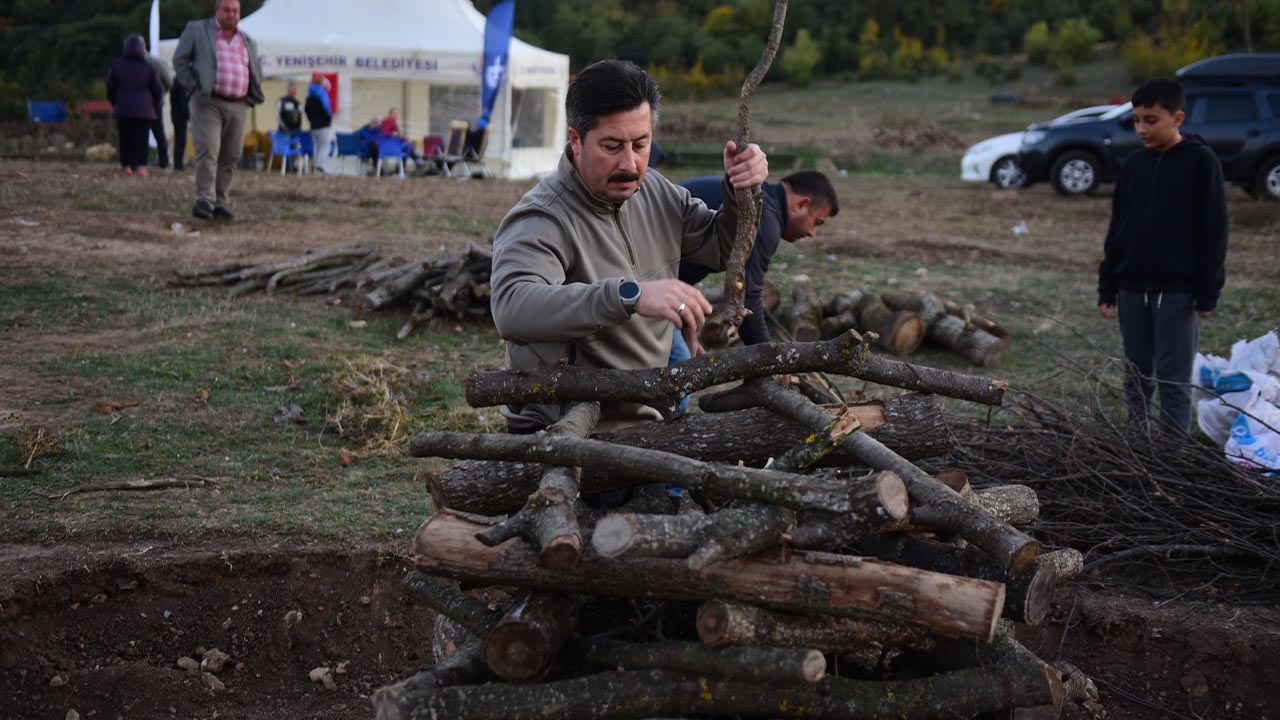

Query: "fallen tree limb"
<box><xmin>721</xmin><ymin>378</ymin><xmax>1038</xmax><ymax>574</ymax></box>
<box><xmin>591</xmin><ymin>503</ymin><xmax>797</xmax><ymax>571</ymax></box>
<box><xmin>483</xmin><ymin>592</ymin><xmax>579</xmax><ymax>681</ymax></box>
<box><xmin>413</xmin><ymin>511</ymin><xmax>1004</xmax><ymax>641</ymax></box>
<box><xmin>466</xmin><ymin>331</ymin><xmax>1005</xmax><ymax>416</ymax></box>
<box><xmin>36</xmin><ymin>475</ymin><xmax>226</xmax><ymax>501</ymax></box>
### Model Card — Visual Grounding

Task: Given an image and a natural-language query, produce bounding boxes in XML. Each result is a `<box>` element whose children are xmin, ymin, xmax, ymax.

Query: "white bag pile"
<box><xmin>1193</xmin><ymin>331</ymin><xmax>1280</xmax><ymax>472</ymax></box>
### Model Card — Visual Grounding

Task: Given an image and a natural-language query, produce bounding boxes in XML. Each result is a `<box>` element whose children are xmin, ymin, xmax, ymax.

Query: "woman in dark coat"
<box><xmin>106</xmin><ymin>34</ymin><xmax>163</xmax><ymax>176</ymax></box>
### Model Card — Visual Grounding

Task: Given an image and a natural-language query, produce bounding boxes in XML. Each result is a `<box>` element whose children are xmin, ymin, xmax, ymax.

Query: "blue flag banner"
<box><xmin>480</xmin><ymin>0</ymin><xmax>515</xmax><ymax>129</ymax></box>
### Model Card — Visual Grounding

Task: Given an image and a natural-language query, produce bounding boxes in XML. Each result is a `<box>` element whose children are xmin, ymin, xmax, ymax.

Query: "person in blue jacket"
<box><xmin>1097</xmin><ymin>77</ymin><xmax>1228</xmax><ymax>435</ymax></box>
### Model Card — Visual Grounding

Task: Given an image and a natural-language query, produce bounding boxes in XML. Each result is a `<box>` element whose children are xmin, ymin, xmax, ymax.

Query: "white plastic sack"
<box><xmin>1224</xmin><ymin>401</ymin><xmax>1280</xmax><ymax>471</ymax></box>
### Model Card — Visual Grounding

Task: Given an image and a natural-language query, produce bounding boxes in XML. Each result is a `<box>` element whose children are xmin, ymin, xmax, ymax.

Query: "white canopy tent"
<box><xmin>159</xmin><ymin>0</ymin><xmax>569</xmax><ymax>179</ymax></box>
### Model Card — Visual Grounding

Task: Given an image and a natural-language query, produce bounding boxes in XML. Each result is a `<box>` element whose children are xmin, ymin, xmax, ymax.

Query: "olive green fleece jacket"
<box><xmin>491</xmin><ymin>149</ymin><xmax>740</xmax><ymax>431</ymax></box>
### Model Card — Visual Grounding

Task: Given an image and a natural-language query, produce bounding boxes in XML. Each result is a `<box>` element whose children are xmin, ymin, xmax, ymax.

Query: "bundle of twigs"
<box><xmin>169</xmin><ymin>244</ymin><xmax>383</xmax><ymax>297</ymax></box>
<box><xmin>169</xmin><ymin>242</ymin><xmax>495</xmax><ymax>338</ymax></box>
<box><xmin>937</xmin><ymin>381</ymin><xmax>1280</xmax><ymax>602</ymax></box>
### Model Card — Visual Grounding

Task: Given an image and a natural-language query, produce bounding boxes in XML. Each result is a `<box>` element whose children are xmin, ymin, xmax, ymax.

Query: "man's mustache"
<box><xmin>609</xmin><ymin>172</ymin><xmax>640</xmax><ymax>183</ymax></box>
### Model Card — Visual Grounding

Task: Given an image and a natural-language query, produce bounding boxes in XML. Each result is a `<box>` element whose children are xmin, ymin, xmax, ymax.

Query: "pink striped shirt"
<box><xmin>213</xmin><ymin>31</ymin><xmax>249</xmax><ymax>100</ymax></box>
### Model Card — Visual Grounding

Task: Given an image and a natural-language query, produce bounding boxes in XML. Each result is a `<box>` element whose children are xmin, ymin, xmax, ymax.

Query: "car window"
<box><xmin>1269</xmin><ymin>93</ymin><xmax>1280</xmax><ymax>118</ymax></box>
<box><xmin>1202</xmin><ymin>94</ymin><xmax>1259</xmax><ymax>123</ymax></box>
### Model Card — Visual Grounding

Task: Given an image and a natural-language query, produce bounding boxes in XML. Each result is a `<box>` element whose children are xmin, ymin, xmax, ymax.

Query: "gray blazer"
<box><xmin>172</xmin><ymin>17</ymin><xmax>264</xmax><ymax>107</ymax></box>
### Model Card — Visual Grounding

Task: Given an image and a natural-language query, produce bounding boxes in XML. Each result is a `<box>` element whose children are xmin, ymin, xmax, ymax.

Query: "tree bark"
<box><xmin>569</xmin><ymin>637</ymin><xmax>825</xmax><ymax>685</ymax></box>
<box><xmin>788</xmin><ymin>278</ymin><xmax>824</xmax><ymax>342</ymax></box>
<box><xmin>474</xmin><ymin>402</ymin><xmax>599</xmax><ymax>570</ymax></box>
<box><xmin>926</xmin><ymin>314</ymin><xmax>1010</xmax><ymax>368</ymax></box>
<box><xmin>362</xmin><ymin>261</ymin><xmax>430</xmax><ymax>311</ymax></box>
<box><xmin>402</xmin><ymin>571</ymin><xmax>503</xmax><ymax>635</ymax></box>
<box><xmin>372</xmin><ymin>637</ymin><xmax>490</xmax><ymax>720</ymax></box>
<box><xmin>716</xmin><ymin>0</ymin><xmax>789</xmax><ymax>340</ymax></box>
<box><xmin>592</xmin><ymin>503</ymin><xmax>798</xmax><ymax>571</ymax></box>
<box><xmin>879</xmin><ymin>290</ymin><xmax>946</xmax><ymax>325</ymax></box>
<box><xmin>736</xmin><ymin>377</ymin><xmax>1039</xmax><ymax>574</ymax></box>
<box><xmin>770</xmin><ymin>405</ymin><xmax>861</xmax><ymax>472</ymax></box>
<box><xmin>375</xmin><ymin>664</ymin><xmax>1059</xmax><ymax>720</ymax></box>
<box><xmin>971</xmin><ymin>484</ymin><xmax>1040</xmax><ymax>527</ymax></box>
<box><xmin>855</xmin><ymin>534</ymin><xmax>1058</xmax><ymax>625</ymax></box>
<box><xmin>483</xmin><ymin>591</ymin><xmax>579</xmax><ymax>681</ymax></box>
<box><xmin>855</xmin><ymin>293</ymin><xmax>925</xmax><ymax>355</ymax></box>
<box><xmin>697</xmin><ymin>599</ymin><xmax>934</xmax><ymax>653</ymax></box>
<box><xmin>413</xmin><ymin>511</ymin><xmax>1005</xmax><ymax>641</ymax></box>
<box><xmin>465</xmin><ymin>331</ymin><xmax>1006</xmax><ymax>416</ymax></box>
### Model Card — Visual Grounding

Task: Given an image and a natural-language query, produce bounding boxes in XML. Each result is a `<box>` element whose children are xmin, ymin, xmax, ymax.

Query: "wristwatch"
<box><xmin>619</xmin><ymin>279</ymin><xmax>641</xmax><ymax>314</ymax></box>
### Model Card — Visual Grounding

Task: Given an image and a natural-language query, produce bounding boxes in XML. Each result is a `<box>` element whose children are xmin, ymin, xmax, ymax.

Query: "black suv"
<box><xmin>1018</xmin><ymin>54</ymin><xmax>1280</xmax><ymax>200</ymax></box>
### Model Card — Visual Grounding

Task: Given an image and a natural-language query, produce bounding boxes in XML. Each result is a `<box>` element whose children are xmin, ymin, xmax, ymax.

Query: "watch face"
<box><xmin>621</xmin><ymin>281</ymin><xmax>640</xmax><ymax>301</ymax></box>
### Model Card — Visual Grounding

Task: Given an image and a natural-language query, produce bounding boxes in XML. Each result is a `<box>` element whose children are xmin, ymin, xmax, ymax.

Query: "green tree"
<box><xmin>1023</xmin><ymin>20</ymin><xmax>1050</xmax><ymax>63</ymax></box>
<box><xmin>780</xmin><ymin>28</ymin><xmax>822</xmax><ymax>86</ymax></box>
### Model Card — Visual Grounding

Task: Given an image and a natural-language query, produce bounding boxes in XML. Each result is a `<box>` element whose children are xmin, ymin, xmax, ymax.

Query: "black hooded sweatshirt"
<box><xmin>1097</xmin><ymin>133</ymin><xmax>1228</xmax><ymax>312</ymax></box>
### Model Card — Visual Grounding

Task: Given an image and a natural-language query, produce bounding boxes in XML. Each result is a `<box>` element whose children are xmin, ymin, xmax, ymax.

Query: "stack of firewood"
<box><xmin>169</xmin><ymin>242</ymin><xmax>494</xmax><ymax>339</ymax></box>
<box><xmin>376</xmin><ymin>331</ymin><xmax>1091</xmax><ymax>720</ymax></box>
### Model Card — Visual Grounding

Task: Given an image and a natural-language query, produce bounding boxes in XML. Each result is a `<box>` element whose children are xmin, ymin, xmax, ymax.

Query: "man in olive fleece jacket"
<box><xmin>490</xmin><ymin>59</ymin><xmax>769</xmax><ymax>432</ymax></box>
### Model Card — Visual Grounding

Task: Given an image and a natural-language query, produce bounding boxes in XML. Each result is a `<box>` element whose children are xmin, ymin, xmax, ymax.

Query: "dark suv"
<box><xmin>1018</xmin><ymin>54</ymin><xmax>1280</xmax><ymax>200</ymax></box>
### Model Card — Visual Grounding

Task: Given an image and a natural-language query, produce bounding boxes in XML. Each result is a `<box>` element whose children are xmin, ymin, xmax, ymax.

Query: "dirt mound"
<box><xmin>0</xmin><ymin>541</ymin><xmax>435</xmax><ymax>720</ymax></box>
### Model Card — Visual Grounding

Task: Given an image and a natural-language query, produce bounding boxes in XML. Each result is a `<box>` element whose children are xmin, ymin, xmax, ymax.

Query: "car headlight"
<box><xmin>1022</xmin><ymin>130</ymin><xmax>1046</xmax><ymax>146</ymax></box>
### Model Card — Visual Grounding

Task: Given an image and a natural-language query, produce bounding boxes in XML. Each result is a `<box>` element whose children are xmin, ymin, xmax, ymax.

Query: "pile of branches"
<box><xmin>938</xmin><ymin>383</ymin><xmax>1280</xmax><ymax>602</ymax></box>
<box><xmin>376</xmin><ymin>331</ymin><xmax>1100</xmax><ymax>719</ymax></box>
<box><xmin>169</xmin><ymin>242</ymin><xmax>493</xmax><ymax>338</ymax></box>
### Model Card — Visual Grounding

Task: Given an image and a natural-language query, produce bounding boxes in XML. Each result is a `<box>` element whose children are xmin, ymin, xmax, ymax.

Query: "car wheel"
<box><xmin>990</xmin><ymin>156</ymin><xmax>1027</xmax><ymax>189</ymax></box>
<box><xmin>1255</xmin><ymin>156</ymin><xmax>1280</xmax><ymax>202</ymax></box>
<box><xmin>1050</xmin><ymin>151</ymin><xmax>1101</xmax><ymax>196</ymax></box>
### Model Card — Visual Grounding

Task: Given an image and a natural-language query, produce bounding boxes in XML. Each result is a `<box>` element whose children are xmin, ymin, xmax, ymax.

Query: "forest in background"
<box><xmin>3</xmin><ymin>0</ymin><xmax>1279</xmax><ymax>119</ymax></box>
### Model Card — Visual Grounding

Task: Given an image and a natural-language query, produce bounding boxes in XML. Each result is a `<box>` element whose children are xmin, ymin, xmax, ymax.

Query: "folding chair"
<box><xmin>268</xmin><ymin>131</ymin><xmax>308</xmax><ymax>175</ymax></box>
<box><xmin>436</xmin><ymin>120</ymin><xmax>470</xmax><ymax>178</ymax></box>
<box><xmin>460</xmin><ymin>126</ymin><xmax>493</xmax><ymax>179</ymax></box>
<box><xmin>421</xmin><ymin>135</ymin><xmax>445</xmax><ymax>175</ymax></box>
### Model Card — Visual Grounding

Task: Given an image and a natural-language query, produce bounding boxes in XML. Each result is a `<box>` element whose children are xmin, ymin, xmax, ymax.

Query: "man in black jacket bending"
<box><xmin>1098</xmin><ymin>77</ymin><xmax>1228</xmax><ymax>434</ymax></box>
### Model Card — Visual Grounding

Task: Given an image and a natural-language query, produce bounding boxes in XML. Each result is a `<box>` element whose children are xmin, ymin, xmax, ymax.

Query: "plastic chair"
<box><xmin>374</xmin><ymin>135</ymin><xmax>409</xmax><ymax>177</ymax></box>
<box><xmin>298</xmin><ymin>131</ymin><xmax>315</xmax><ymax>171</ymax></box>
<box><xmin>28</xmin><ymin>101</ymin><xmax>69</xmax><ymax>123</ymax></box>
<box><xmin>334</xmin><ymin>132</ymin><xmax>363</xmax><ymax>173</ymax></box>
<box><xmin>421</xmin><ymin>135</ymin><xmax>446</xmax><ymax>175</ymax></box>
<box><xmin>267</xmin><ymin>131</ymin><xmax>307</xmax><ymax>175</ymax></box>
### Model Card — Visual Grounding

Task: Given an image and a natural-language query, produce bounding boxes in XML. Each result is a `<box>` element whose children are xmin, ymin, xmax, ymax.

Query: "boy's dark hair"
<box><xmin>566</xmin><ymin>60</ymin><xmax>661</xmax><ymax>138</ymax></box>
<box><xmin>781</xmin><ymin>170</ymin><xmax>840</xmax><ymax>216</ymax></box>
<box><xmin>1131</xmin><ymin>78</ymin><xmax>1185</xmax><ymax>114</ymax></box>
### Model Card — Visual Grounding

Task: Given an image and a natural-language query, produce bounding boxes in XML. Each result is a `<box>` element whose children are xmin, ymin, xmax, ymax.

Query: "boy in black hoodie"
<box><xmin>1098</xmin><ymin>78</ymin><xmax>1228</xmax><ymax>434</ymax></box>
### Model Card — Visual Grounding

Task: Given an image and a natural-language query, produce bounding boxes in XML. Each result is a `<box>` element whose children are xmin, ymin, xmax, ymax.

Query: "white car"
<box><xmin>961</xmin><ymin>105</ymin><xmax>1117</xmax><ymax>189</ymax></box>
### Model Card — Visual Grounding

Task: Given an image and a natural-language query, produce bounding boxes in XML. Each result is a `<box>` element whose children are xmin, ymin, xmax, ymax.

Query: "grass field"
<box><xmin>1</xmin><ymin>59</ymin><xmax>1278</xmax><ymax>546</ymax></box>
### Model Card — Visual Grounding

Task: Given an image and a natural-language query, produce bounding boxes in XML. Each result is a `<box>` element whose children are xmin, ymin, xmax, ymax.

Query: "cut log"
<box><xmin>770</xmin><ymin>404</ymin><xmax>861</xmax><ymax>472</ymax></box>
<box><xmin>372</xmin><ymin>637</ymin><xmax>489</xmax><ymax>720</ymax></box>
<box><xmin>942</xmin><ymin>299</ymin><xmax>1011</xmax><ymax>340</ymax></box>
<box><xmin>402</xmin><ymin>571</ymin><xmax>502</xmax><ymax>635</ymax></box>
<box><xmin>855</xmin><ymin>293</ymin><xmax>925</xmax><ymax>355</ymax></box>
<box><xmin>475</xmin><ymin>402</ymin><xmax>599</xmax><ymax>570</ymax></box>
<box><xmin>362</xmin><ymin>261</ymin><xmax>430</xmax><ymax>311</ymax></box>
<box><xmin>733</xmin><ymin>377</ymin><xmax>1039</xmax><ymax>574</ymax></box>
<box><xmin>569</xmin><ymin>637</ymin><xmax>825</xmax><ymax>685</ymax></box>
<box><xmin>696</xmin><ymin>600</ymin><xmax>934</xmax><ymax>653</ymax></box>
<box><xmin>927</xmin><ymin>314</ymin><xmax>1010</xmax><ymax>368</ymax></box>
<box><xmin>483</xmin><ymin>592</ymin><xmax>579</xmax><ymax>681</ymax></box>
<box><xmin>1040</xmin><ymin>548</ymin><xmax>1085</xmax><ymax>582</ymax></box>
<box><xmin>424</xmin><ymin>392</ymin><xmax>947</xmax><ymax>515</ymax></box>
<box><xmin>855</xmin><ymin>534</ymin><xmax>1058</xmax><ymax>625</ymax></box>
<box><xmin>591</xmin><ymin>503</ymin><xmax>797</xmax><ymax>571</ymax></box>
<box><xmin>374</xmin><ymin>664</ymin><xmax>1059</xmax><ymax>720</ymax></box>
<box><xmin>413</xmin><ymin>511</ymin><xmax>1005</xmax><ymax>641</ymax></box>
<box><xmin>823</xmin><ymin>291</ymin><xmax>864</xmax><ymax>317</ymax></box>
<box><xmin>465</xmin><ymin>331</ymin><xmax>1006</xmax><ymax>416</ymax></box>
<box><xmin>413</xmin><ymin>432</ymin><xmax>912</xmax><ymax>522</ymax></box>
<box><xmin>879</xmin><ymin>290</ymin><xmax>946</xmax><ymax>324</ymax></box>
<box><xmin>971</xmin><ymin>484</ymin><xmax>1040</xmax><ymax>527</ymax></box>
<box><xmin>788</xmin><ymin>278</ymin><xmax>823</xmax><ymax>342</ymax></box>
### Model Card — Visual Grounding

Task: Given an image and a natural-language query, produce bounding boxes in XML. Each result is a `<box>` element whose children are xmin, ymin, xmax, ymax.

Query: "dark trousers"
<box><xmin>117</xmin><ymin>118</ymin><xmax>150</xmax><ymax>169</ymax></box>
<box><xmin>150</xmin><ymin>102</ymin><xmax>169</xmax><ymax>168</ymax></box>
<box><xmin>1117</xmin><ymin>289</ymin><xmax>1199</xmax><ymax>434</ymax></box>
<box><xmin>172</xmin><ymin>118</ymin><xmax>188</xmax><ymax>170</ymax></box>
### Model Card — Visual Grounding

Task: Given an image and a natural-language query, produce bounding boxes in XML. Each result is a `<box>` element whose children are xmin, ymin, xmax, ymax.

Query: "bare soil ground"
<box><xmin>2</xmin><ymin>159</ymin><xmax>1279</xmax><ymax>719</ymax></box>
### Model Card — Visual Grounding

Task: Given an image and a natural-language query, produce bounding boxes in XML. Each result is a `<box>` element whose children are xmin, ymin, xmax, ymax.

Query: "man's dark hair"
<box><xmin>1131</xmin><ymin>78</ymin><xmax>1185</xmax><ymax>114</ymax></box>
<box><xmin>781</xmin><ymin>170</ymin><xmax>840</xmax><ymax>216</ymax></box>
<box><xmin>566</xmin><ymin>60</ymin><xmax>661</xmax><ymax>138</ymax></box>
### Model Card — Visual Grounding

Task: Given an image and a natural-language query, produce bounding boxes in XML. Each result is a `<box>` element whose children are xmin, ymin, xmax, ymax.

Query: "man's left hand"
<box><xmin>723</xmin><ymin>141</ymin><xmax>768</xmax><ymax>189</ymax></box>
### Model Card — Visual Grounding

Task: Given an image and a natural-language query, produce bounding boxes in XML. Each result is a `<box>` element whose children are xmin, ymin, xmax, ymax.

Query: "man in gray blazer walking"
<box><xmin>173</xmin><ymin>0</ymin><xmax>263</xmax><ymax>221</ymax></box>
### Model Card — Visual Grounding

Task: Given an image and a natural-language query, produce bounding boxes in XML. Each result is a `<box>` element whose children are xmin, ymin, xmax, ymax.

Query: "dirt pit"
<box><xmin>3</xmin><ymin>541</ymin><xmax>1278</xmax><ymax>720</ymax></box>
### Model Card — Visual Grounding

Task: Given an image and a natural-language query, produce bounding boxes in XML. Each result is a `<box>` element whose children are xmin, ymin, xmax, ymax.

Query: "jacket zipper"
<box><xmin>613</xmin><ymin>207</ymin><xmax>638</xmax><ymax>269</ymax></box>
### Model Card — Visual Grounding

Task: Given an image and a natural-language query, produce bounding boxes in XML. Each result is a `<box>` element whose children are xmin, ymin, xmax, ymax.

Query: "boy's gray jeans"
<box><xmin>1117</xmin><ymin>289</ymin><xmax>1199</xmax><ymax>434</ymax></box>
